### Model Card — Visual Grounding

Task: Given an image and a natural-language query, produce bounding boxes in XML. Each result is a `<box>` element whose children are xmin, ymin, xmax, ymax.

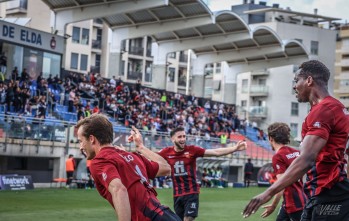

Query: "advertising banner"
<box><xmin>0</xmin><ymin>175</ymin><xmax>34</xmax><ymax>190</ymax></box>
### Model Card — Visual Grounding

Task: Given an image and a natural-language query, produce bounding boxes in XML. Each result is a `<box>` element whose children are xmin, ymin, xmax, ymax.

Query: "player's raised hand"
<box><xmin>242</xmin><ymin>191</ymin><xmax>273</xmax><ymax>218</ymax></box>
<box><xmin>130</xmin><ymin>126</ymin><xmax>144</xmax><ymax>149</ymax></box>
<box><xmin>235</xmin><ymin>140</ymin><xmax>247</xmax><ymax>151</ymax></box>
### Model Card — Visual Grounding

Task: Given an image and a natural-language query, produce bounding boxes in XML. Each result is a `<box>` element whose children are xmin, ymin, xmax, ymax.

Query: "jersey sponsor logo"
<box><xmin>313</xmin><ymin>122</ymin><xmax>321</xmax><ymax>128</ymax></box>
<box><xmin>168</xmin><ymin>156</ymin><xmax>175</xmax><ymax>158</ymax></box>
<box><xmin>173</xmin><ymin>161</ymin><xmax>187</xmax><ymax>176</ymax></box>
<box><xmin>317</xmin><ymin>204</ymin><xmax>342</xmax><ymax>216</ymax></box>
<box><xmin>102</xmin><ymin>172</ymin><xmax>107</xmax><ymax>181</ymax></box>
<box><xmin>190</xmin><ymin>202</ymin><xmax>197</xmax><ymax>209</ymax></box>
<box><xmin>187</xmin><ymin>211</ymin><xmax>195</xmax><ymax>214</ymax></box>
<box><xmin>343</xmin><ymin>108</ymin><xmax>349</xmax><ymax>115</ymax></box>
<box><xmin>286</xmin><ymin>152</ymin><xmax>300</xmax><ymax>159</ymax></box>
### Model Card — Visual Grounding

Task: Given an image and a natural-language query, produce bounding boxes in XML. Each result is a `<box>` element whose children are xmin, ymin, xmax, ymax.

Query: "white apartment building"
<box><xmin>334</xmin><ymin>25</ymin><xmax>349</xmax><ymax>109</ymax></box>
<box><xmin>232</xmin><ymin>2</ymin><xmax>338</xmax><ymax>141</ymax></box>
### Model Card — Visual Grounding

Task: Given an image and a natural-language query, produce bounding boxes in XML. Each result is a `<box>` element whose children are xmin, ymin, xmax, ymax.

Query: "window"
<box><xmin>80</xmin><ymin>54</ymin><xmax>88</xmax><ymax>71</ymax></box>
<box><xmin>95</xmin><ymin>54</ymin><xmax>101</xmax><ymax>68</ymax></box>
<box><xmin>168</xmin><ymin>52</ymin><xmax>176</xmax><ymax>59</ymax></box>
<box><xmin>258</xmin><ymin>78</ymin><xmax>266</xmax><ymax>85</ymax></box>
<box><xmin>241</xmin><ymin>79</ymin><xmax>248</xmax><ymax>93</ymax></box>
<box><xmin>291</xmin><ymin>102</ymin><xmax>299</xmax><ymax>116</ymax></box>
<box><xmin>215</xmin><ymin>63</ymin><xmax>221</xmax><ymax>73</ymax></box>
<box><xmin>70</xmin><ymin>53</ymin><xmax>78</xmax><ymax>69</ymax></box>
<box><xmin>311</xmin><ymin>41</ymin><xmax>319</xmax><ymax>55</ymax></box>
<box><xmin>340</xmin><ymin>79</ymin><xmax>349</xmax><ymax>86</ymax></box>
<box><xmin>168</xmin><ymin>67</ymin><xmax>175</xmax><ymax>82</ymax></box>
<box><xmin>241</xmin><ymin>100</ymin><xmax>247</xmax><ymax>107</ymax></box>
<box><xmin>290</xmin><ymin>123</ymin><xmax>298</xmax><ymax>138</ymax></box>
<box><xmin>81</xmin><ymin>28</ymin><xmax>89</xmax><ymax>45</ymax></box>
<box><xmin>72</xmin><ymin>27</ymin><xmax>80</xmax><ymax>44</ymax></box>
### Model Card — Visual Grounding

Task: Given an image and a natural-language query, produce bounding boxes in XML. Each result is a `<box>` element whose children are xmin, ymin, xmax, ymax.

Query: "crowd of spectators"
<box><xmin>0</xmin><ymin>68</ymin><xmax>248</xmax><ymax>140</ymax></box>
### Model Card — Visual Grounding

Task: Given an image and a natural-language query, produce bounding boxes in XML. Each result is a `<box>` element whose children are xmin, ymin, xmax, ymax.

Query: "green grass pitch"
<box><xmin>0</xmin><ymin>187</ymin><xmax>278</xmax><ymax>221</ymax></box>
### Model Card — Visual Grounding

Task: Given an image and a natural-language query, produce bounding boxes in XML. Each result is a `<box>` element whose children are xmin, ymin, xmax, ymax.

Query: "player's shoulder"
<box><xmin>158</xmin><ymin>146</ymin><xmax>174</xmax><ymax>153</ymax></box>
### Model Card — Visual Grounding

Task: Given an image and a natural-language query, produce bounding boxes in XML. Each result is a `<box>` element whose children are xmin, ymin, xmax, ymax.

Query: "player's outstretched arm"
<box><xmin>204</xmin><ymin>140</ymin><xmax>247</xmax><ymax>157</ymax></box>
<box><xmin>242</xmin><ymin>134</ymin><xmax>326</xmax><ymax>218</ymax></box>
<box><xmin>129</xmin><ymin>126</ymin><xmax>171</xmax><ymax>176</ymax></box>
<box><xmin>108</xmin><ymin>178</ymin><xmax>131</xmax><ymax>221</ymax></box>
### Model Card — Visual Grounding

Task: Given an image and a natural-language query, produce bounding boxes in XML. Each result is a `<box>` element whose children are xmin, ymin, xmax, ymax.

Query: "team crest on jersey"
<box><xmin>102</xmin><ymin>172</ymin><xmax>107</xmax><ymax>181</ymax></box>
<box><xmin>313</xmin><ymin>122</ymin><xmax>321</xmax><ymax>128</ymax></box>
<box><xmin>184</xmin><ymin>152</ymin><xmax>191</xmax><ymax>158</ymax></box>
<box><xmin>343</xmin><ymin>108</ymin><xmax>349</xmax><ymax>115</ymax></box>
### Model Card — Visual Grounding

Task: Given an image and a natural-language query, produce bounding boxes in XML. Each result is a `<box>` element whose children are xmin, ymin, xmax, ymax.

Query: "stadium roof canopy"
<box><xmin>41</xmin><ymin>0</ymin><xmax>308</xmax><ymax>67</ymax></box>
<box><xmin>41</xmin><ymin>0</ymin><xmax>213</xmax><ymax>30</ymax></box>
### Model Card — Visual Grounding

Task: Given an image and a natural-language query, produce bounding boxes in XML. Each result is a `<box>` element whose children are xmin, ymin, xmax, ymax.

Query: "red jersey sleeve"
<box><xmin>91</xmin><ymin>160</ymin><xmax>120</xmax><ymax>189</ymax></box>
<box><xmin>193</xmin><ymin>145</ymin><xmax>205</xmax><ymax>157</ymax></box>
<box><xmin>305</xmin><ymin>105</ymin><xmax>333</xmax><ymax>140</ymax></box>
<box><xmin>272</xmin><ymin>154</ymin><xmax>287</xmax><ymax>175</ymax></box>
<box><xmin>135</xmin><ymin>153</ymin><xmax>159</xmax><ymax>180</ymax></box>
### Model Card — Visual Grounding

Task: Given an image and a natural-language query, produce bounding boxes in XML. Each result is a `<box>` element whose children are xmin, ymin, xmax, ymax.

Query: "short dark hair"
<box><xmin>76</xmin><ymin>114</ymin><xmax>113</xmax><ymax>145</ymax></box>
<box><xmin>267</xmin><ymin>122</ymin><xmax>290</xmax><ymax>145</ymax></box>
<box><xmin>298</xmin><ymin>60</ymin><xmax>330</xmax><ymax>86</ymax></box>
<box><xmin>170</xmin><ymin>127</ymin><xmax>185</xmax><ymax>137</ymax></box>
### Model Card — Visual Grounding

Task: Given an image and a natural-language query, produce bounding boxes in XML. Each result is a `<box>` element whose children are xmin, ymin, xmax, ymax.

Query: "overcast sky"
<box><xmin>208</xmin><ymin>0</ymin><xmax>349</xmax><ymax>22</ymax></box>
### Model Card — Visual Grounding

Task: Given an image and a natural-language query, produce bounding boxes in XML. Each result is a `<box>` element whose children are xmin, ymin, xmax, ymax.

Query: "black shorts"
<box><xmin>276</xmin><ymin>206</ymin><xmax>302</xmax><ymax>221</ymax></box>
<box><xmin>152</xmin><ymin>208</ymin><xmax>181</xmax><ymax>221</ymax></box>
<box><xmin>244</xmin><ymin>173</ymin><xmax>252</xmax><ymax>180</ymax></box>
<box><xmin>174</xmin><ymin>194</ymin><xmax>199</xmax><ymax>219</ymax></box>
<box><xmin>301</xmin><ymin>179</ymin><xmax>349</xmax><ymax>221</ymax></box>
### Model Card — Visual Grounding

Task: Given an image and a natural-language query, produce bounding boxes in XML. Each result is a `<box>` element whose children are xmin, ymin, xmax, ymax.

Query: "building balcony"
<box><xmin>249</xmin><ymin>85</ymin><xmax>268</xmax><ymax>97</ymax></box>
<box><xmin>334</xmin><ymin>87</ymin><xmax>349</xmax><ymax>94</ymax></box>
<box><xmin>249</xmin><ymin>106</ymin><xmax>267</xmax><ymax>118</ymax></box>
<box><xmin>251</xmin><ymin>70</ymin><xmax>269</xmax><ymax>76</ymax></box>
<box><xmin>92</xmin><ymin>40</ymin><xmax>101</xmax><ymax>50</ymax></box>
<box><xmin>129</xmin><ymin>46</ymin><xmax>144</xmax><ymax>56</ymax></box>
<box><xmin>339</xmin><ymin>29</ymin><xmax>349</xmax><ymax>38</ymax></box>
<box><xmin>6</xmin><ymin>0</ymin><xmax>27</xmax><ymax>15</ymax></box>
<box><xmin>90</xmin><ymin>66</ymin><xmax>100</xmax><ymax>74</ymax></box>
<box><xmin>93</xmin><ymin>18</ymin><xmax>103</xmax><ymax>27</ymax></box>
<box><xmin>179</xmin><ymin>54</ymin><xmax>188</xmax><ymax>63</ymax></box>
<box><xmin>339</xmin><ymin>99</ymin><xmax>349</xmax><ymax>108</ymax></box>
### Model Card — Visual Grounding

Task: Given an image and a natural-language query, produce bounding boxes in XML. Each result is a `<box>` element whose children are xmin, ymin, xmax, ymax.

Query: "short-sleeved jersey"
<box><xmin>301</xmin><ymin>96</ymin><xmax>349</xmax><ymax>198</ymax></box>
<box><xmin>90</xmin><ymin>147</ymin><xmax>167</xmax><ymax>221</ymax></box>
<box><xmin>158</xmin><ymin>145</ymin><xmax>205</xmax><ymax>197</ymax></box>
<box><xmin>272</xmin><ymin>146</ymin><xmax>307</xmax><ymax>213</ymax></box>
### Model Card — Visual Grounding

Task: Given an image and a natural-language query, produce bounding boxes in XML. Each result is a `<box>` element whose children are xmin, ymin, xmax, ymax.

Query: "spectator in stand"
<box><xmin>11</xmin><ymin>67</ymin><xmax>18</xmax><ymax>81</ymax></box>
<box><xmin>135</xmin><ymin>78</ymin><xmax>142</xmax><ymax>93</ymax></box>
<box><xmin>110</xmin><ymin>75</ymin><xmax>116</xmax><ymax>88</ymax></box>
<box><xmin>68</xmin><ymin>87</ymin><xmax>76</xmax><ymax>112</ymax></box>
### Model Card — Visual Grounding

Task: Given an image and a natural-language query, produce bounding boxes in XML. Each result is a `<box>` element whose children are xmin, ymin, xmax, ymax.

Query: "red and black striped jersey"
<box><xmin>301</xmin><ymin>96</ymin><xmax>349</xmax><ymax>198</ymax></box>
<box><xmin>158</xmin><ymin>145</ymin><xmax>205</xmax><ymax>197</ymax></box>
<box><xmin>272</xmin><ymin>146</ymin><xmax>307</xmax><ymax>213</ymax></box>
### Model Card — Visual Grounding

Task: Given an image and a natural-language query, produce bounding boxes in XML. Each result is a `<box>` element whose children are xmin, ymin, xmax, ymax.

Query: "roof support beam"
<box><xmin>153</xmin><ymin>32</ymin><xmax>251</xmax><ymax>64</ymax></box>
<box><xmin>111</xmin><ymin>16</ymin><xmax>214</xmax><ymax>41</ymax></box>
<box><xmin>54</xmin><ymin>0</ymin><xmax>168</xmax><ymax>35</ymax></box>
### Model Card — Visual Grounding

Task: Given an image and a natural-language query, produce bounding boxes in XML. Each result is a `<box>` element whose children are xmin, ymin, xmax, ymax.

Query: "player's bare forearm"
<box><xmin>108</xmin><ymin>179</ymin><xmax>131</xmax><ymax>221</ymax></box>
<box><xmin>204</xmin><ymin>140</ymin><xmax>247</xmax><ymax>157</ymax></box>
<box><xmin>129</xmin><ymin>126</ymin><xmax>171</xmax><ymax>176</ymax></box>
